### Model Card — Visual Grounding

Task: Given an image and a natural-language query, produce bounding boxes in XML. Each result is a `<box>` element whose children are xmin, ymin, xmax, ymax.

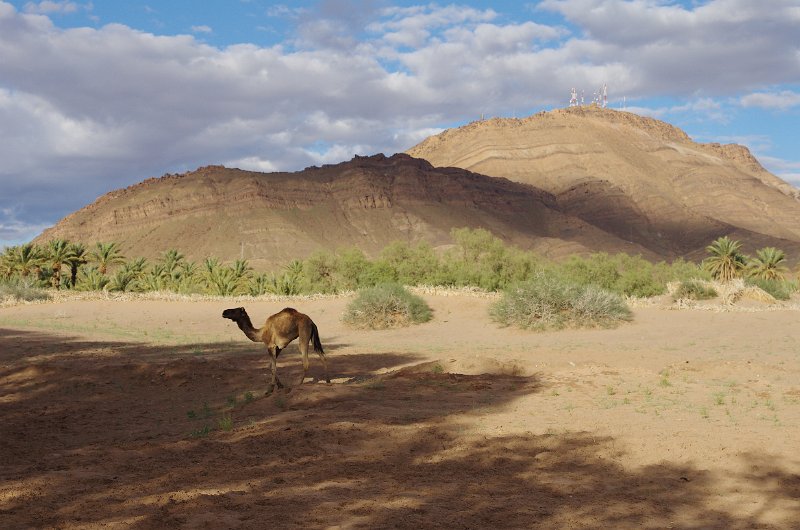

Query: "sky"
<box><xmin>1</xmin><ymin>0</ymin><xmax>799</xmax><ymax>248</ymax></box>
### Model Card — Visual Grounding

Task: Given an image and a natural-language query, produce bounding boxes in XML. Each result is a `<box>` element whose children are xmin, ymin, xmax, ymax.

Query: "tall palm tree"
<box><xmin>66</xmin><ymin>242</ymin><xmax>88</xmax><ymax>288</ymax></box>
<box><xmin>746</xmin><ymin>247</ymin><xmax>788</xmax><ymax>281</ymax></box>
<box><xmin>89</xmin><ymin>242</ymin><xmax>125</xmax><ymax>275</ymax></box>
<box><xmin>47</xmin><ymin>239</ymin><xmax>75</xmax><ymax>289</ymax></box>
<box><xmin>14</xmin><ymin>243</ymin><xmax>45</xmax><ymax>279</ymax></box>
<box><xmin>703</xmin><ymin>236</ymin><xmax>747</xmax><ymax>282</ymax></box>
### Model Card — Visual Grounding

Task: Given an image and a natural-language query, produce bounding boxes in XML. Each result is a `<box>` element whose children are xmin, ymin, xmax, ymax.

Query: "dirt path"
<box><xmin>2</xmin><ymin>294</ymin><xmax>799</xmax><ymax>528</ymax></box>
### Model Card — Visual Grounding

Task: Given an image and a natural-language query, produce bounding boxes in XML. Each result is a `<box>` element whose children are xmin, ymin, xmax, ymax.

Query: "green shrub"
<box><xmin>746</xmin><ymin>278</ymin><xmax>796</xmax><ymax>301</ymax></box>
<box><xmin>672</xmin><ymin>280</ymin><xmax>717</xmax><ymax>301</ymax></box>
<box><xmin>559</xmin><ymin>253</ymin><xmax>620</xmax><ymax>291</ymax></box>
<box><xmin>616</xmin><ymin>266</ymin><xmax>665</xmax><ymax>298</ymax></box>
<box><xmin>490</xmin><ymin>274</ymin><xmax>632</xmax><ymax>331</ymax></box>
<box><xmin>342</xmin><ymin>283</ymin><xmax>432</xmax><ymax>329</ymax></box>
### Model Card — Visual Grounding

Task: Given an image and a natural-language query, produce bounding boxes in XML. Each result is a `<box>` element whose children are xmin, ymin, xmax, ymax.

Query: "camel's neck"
<box><xmin>235</xmin><ymin>313</ymin><xmax>262</xmax><ymax>342</ymax></box>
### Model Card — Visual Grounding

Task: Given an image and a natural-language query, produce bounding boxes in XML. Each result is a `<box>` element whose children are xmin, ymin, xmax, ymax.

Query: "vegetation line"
<box><xmin>1</xmin><ymin>230</ymin><xmax>797</xmax><ymax>307</ymax></box>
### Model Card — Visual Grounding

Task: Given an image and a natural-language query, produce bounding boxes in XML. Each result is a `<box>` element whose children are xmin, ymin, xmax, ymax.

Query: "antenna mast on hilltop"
<box><xmin>569</xmin><ymin>84</ymin><xmax>609</xmax><ymax>108</ymax></box>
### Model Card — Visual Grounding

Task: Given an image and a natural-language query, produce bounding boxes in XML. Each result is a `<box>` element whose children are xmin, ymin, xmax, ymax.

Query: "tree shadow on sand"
<box><xmin>2</xmin><ymin>327</ymin><xmax>799</xmax><ymax>529</ymax></box>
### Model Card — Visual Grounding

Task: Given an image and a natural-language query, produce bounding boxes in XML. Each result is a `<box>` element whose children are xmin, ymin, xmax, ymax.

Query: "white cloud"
<box><xmin>0</xmin><ymin>208</ymin><xmax>50</xmax><ymax>246</ymax></box>
<box><xmin>191</xmin><ymin>25</ymin><xmax>212</xmax><ymax>34</ymax></box>
<box><xmin>759</xmin><ymin>155</ymin><xmax>800</xmax><ymax>188</ymax></box>
<box><xmin>23</xmin><ymin>1</ymin><xmax>78</xmax><ymax>14</ymax></box>
<box><xmin>538</xmin><ymin>0</ymin><xmax>800</xmax><ymax>95</ymax></box>
<box><xmin>226</xmin><ymin>156</ymin><xmax>279</xmax><ymax>173</ymax></box>
<box><xmin>740</xmin><ymin>90</ymin><xmax>800</xmax><ymax>110</ymax></box>
<box><xmin>619</xmin><ymin>98</ymin><xmax>733</xmax><ymax>124</ymax></box>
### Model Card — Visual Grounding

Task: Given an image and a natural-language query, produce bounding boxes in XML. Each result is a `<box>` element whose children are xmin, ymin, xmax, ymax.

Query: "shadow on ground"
<box><xmin>2</xmin><ymin>327</ymin><xmax>798</xmax><ymax>529</ymax></box>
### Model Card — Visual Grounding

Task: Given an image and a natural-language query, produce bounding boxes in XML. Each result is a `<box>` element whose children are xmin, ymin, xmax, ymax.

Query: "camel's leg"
<box><xmin>296</xmin><ymin>340</ymin><xmax>310</xmax><ymax>388</ymax></box>
<box><xmin>266</xmin><ymin>347</ymin><xmax>283</xmax><ymax>395</ymax></box>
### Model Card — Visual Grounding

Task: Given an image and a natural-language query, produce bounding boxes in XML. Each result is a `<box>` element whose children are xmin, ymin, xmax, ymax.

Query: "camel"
<box><xmin>222</xmin><ymin>307</ymin><xmax>329</xmax><ymax>394</ymax></box>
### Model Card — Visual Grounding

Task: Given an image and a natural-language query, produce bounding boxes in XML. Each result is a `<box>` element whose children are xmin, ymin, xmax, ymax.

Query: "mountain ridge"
<box><xmin>35</xmin><ymin>153</ymin><xmax>654</xmax><ymax>270</ymax></box>
<box><xmin>35</xmin><ymin>108</ymin><xmax>800</xmax><ymax>269</ymax></box>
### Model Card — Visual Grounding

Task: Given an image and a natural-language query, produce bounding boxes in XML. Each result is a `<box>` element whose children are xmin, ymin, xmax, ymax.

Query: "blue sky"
<box><xmin>1</xmin><ymin>0</ymin><xmax>799</xmax><ymax>248</ymax></box>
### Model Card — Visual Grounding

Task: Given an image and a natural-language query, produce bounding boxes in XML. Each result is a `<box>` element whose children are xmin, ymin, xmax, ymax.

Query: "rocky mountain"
<box><xmin>407</xmin><ymin>106</ymin><xmax>800</xmax><ymax>263</ymax></box>
<box><xmin>36</xmin><ymin>107</ymin><xmax>800</xmax><ymax>269</ymax></box>
<box><xmin>34</xmin><ymin>153</ymin><xmax>651</xmax><ymax>270</ymax></box>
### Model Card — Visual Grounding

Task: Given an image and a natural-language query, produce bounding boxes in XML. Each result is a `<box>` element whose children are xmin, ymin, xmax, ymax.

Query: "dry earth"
<box><xmin>2</xmin><ymin>292</ymin><xmax>800</xmax><ymax>529</ymax></box>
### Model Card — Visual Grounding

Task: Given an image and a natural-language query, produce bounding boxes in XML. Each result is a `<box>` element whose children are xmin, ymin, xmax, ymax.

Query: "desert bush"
<box><xmin>342</xmin><ymin>283</ymin><xmax>432</xmax><ymax>329</ymax></box>
<box><xmin>0</xmin><ymin>278</ymin><xmax>50</xmax><ymax>302</ymax></box>
<box><xmin>746</xmin><ymin>278</ymin><xmax>796</xmax><ymax>301</ymax></box>
<box><xmin>490</xmin><ymin>274</ymin><xmax>632</xmax><ymax>331</ymax></box>
<box><xmin>672</xmin><ymin>280</ymin><xmax>717</xmax><ymax>301</ymax></box>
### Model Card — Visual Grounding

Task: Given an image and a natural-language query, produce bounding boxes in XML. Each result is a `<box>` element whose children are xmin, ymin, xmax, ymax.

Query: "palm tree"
<box><xmin>76</xmin><ymin>266</ymin><xmax>110</xmax><ymax>291</ymax></box>
<box><xmin>0</xmin><ymin>246</ymin><xmax>17</xmax><ymax>280</ymax></box>
<box><xmin>746</xmin><ymin>247</ymin><xmax>788</xmax><ymax>281</ymax></box>
<box><xmin>66</xmin><ymin>242</ymin><xmax>88</xmax><ymax>288</ymax></box>
<box><xmin>14</xmin><ymin>243</ymin><xmax>45</xmax><ymax>280</ymax></box>
<box><xmin>703</xmin><ymin>236</ymin><xmax>747</xmax><ymax>282</ymax></box>
<box><xmin>207</xmin><ymin>266</ymin><xmax>239</xmax><ymax>296</ymax></box>
<box><xmin>109</xmin><ymin>258</ymin><xmax>148</xmax><ymax>292</ymax></box>
<box><xmin>232</xmin><ymin>259</ymin><xmax>253</xmax><ymax>283</ymax></box>
<box><xmin>89</xmin><ymin>242</ymin><xmax>125</xmax><ymax>275</ymax></box>
<box><xmin>46</xmin><ymin>239</ymin><xmax>75</xmax><ymax>289</ymax></box>
<box><xmin>160</xmin><ymin>249</ymin><xmax>185</xmax><ymax>273</ymax></box>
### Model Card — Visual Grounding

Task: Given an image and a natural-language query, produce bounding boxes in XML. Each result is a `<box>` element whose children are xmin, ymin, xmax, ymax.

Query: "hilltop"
<box><xmin>408</xmin><ymin>106</ymin><xmax>800</xmax><ymax>262</ymax></box>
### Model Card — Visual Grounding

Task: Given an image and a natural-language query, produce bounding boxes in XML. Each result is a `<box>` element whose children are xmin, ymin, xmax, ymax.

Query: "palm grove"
<box><xmin>1</xmin><ymin>230</ymin><xmax>797</xmax><ymax>302</ymax></box>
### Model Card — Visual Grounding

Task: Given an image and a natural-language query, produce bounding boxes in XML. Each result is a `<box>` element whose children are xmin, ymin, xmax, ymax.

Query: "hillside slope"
<box><xmin>35</xmin><ymin>153</ymin><xmax>649</xmax><ymax>269</ymax></box>
<box><xmin>407</xmin><ymin>106</ymin><xmax>800</xmax><ymax>262</ymax></box>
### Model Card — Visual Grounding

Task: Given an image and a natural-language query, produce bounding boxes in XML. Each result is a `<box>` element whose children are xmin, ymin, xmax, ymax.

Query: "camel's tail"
<box><xmin>310</xmin><ymin>321</ymin><xmax>325</xmax><ymax>354</ymax></box>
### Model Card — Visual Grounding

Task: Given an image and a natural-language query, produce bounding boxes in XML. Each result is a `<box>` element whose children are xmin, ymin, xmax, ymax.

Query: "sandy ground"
<box><xmin>2</xmin><ymin>292</ymin><xmax>800</xmax><ymax>529</ymax></box>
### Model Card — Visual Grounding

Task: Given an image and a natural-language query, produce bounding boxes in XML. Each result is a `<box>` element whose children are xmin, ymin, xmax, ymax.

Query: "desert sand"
<box><xmin>2</xmin><ymin>292</ymin><xmax>799</xmax><ymax>528</ymax></box>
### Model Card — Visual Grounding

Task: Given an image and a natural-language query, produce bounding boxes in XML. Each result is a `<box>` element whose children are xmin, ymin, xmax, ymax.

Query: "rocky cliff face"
<box><xmin>35</xmin><ymin>153</ymin><xmax>651</xmax><ymax>269</ymax></box>
<box><xmin>407</xmin><ymin>106</ymin><xmax>800</xmax><ymax>262</ymax></box>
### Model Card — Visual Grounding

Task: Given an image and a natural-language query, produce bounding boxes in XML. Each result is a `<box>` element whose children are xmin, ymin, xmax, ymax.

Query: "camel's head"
<box><xmin>222</xmin><ymin>307</ymin><xmax>247</xmax><ymax>321</ymax></box>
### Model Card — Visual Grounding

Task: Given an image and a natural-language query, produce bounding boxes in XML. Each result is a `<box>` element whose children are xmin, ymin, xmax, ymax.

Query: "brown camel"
<box><xmin>222</xmin><ymin>307</ymin><xmax>330</xmax><ymax>394</ymax></box>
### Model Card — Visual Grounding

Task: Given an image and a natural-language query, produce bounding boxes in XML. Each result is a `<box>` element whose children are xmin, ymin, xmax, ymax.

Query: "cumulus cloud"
<box><xmin>538</xmin><ymin>0</ymin><xmax>800</xmax><ymax>95</ymax></box>
<box><xmin>759</xmin><ymin>155</ymin><xmax>800</xmax><ymax>187</ymax></box>
<box><xmin>0</xmin><ymin>207</ymin><xmax>50</xmax><ymax>246</ymax></box>
<box><xmin>740</xmin><ymin>90</ymin><xmax>800</xmax><ymax>110</ymax></box>
<box><xmin>0</xmin><ymin>0</ymin><xmax>799</xmax><ymax>245</ymax></box>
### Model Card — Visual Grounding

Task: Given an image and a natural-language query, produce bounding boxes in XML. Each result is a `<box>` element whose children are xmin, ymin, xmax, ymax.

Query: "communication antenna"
<box><xmin>569</xmin><ymin>87</ymin><xmax>578</xmax><ymax>107</ymax></box>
